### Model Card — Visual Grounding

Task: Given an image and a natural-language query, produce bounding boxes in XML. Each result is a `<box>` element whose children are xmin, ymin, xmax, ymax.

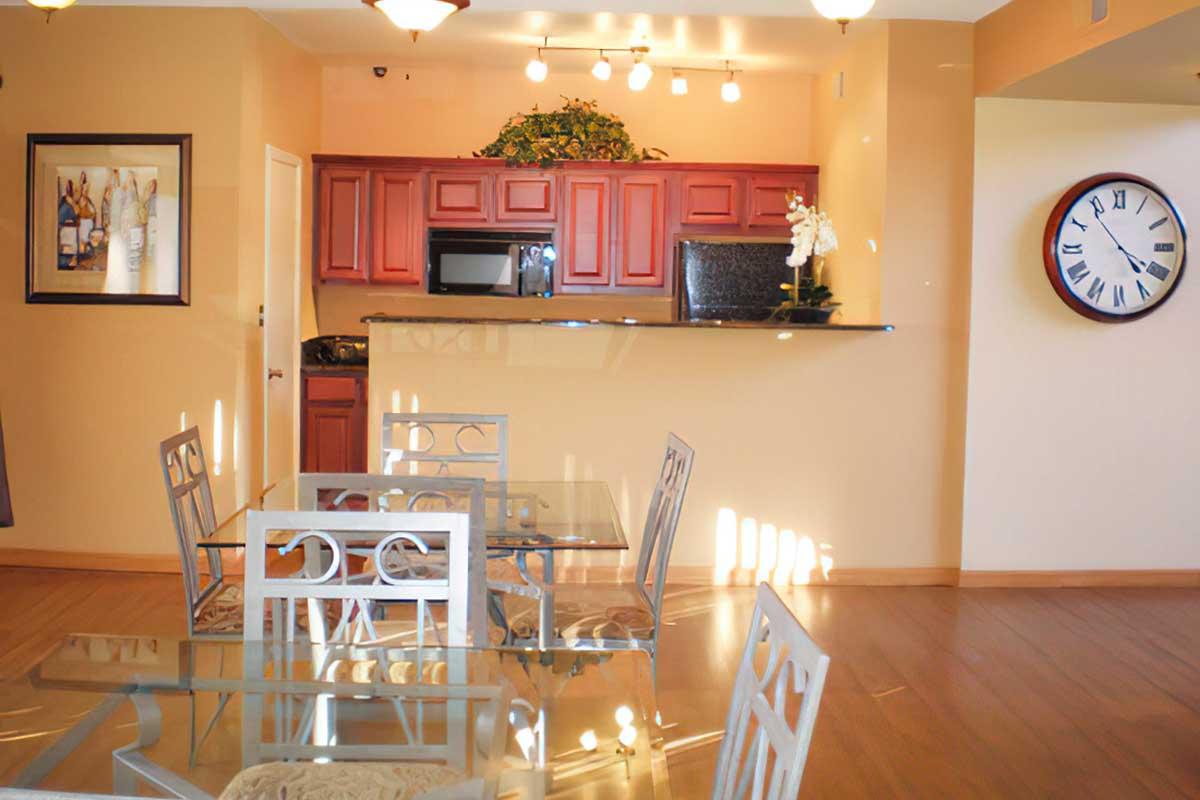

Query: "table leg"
<box><xmin>12</xmin><ymin>692</ymin><xmax>125</xmax><ymax>789</ymax></box>
<box><xmin>539</xmin><ymin>548</ymin><xmax>555</xmax><ymax>650</ymax></box>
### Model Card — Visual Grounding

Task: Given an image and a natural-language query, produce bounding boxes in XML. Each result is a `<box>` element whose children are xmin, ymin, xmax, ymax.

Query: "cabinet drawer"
<box><xmin>429</xmin><ymin>173</ymin><xmax>491</xmax><ymax>222</ymax></box>
<box><xmin>305</xmin><ymin>375</ymin><xmax>359</xmax><ymax>403</ymax></box>
<box><xmin>682</xmin><ymin>175</ymin><xmax>741</xmax><ymax>225</ymax></box>
<box><xmin>497</xmin><ymin>173</ymin><xmax>557</xmax><ymax>222</ymax></box>
<box><xmin>748</xmin><ymin>175</ymin><xmax>816</xmax><ymax>227</ymax></box>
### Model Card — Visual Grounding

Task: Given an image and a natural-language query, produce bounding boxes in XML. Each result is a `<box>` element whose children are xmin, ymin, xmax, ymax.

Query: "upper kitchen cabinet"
<box><xmin>562</xmin><ymin>175</ymin><xmax>611</xmax><ymax>287</ymax></box>
<box><xmin>682</xmin><ymin>174</ymin><xmax>741</xmax><ymax>226</ymax></box>
<box><xmin>370</xmin><ymin>171</ymin><xmax>423</xmax><ymax>285</ymax></box>
<box><xmin>497</xmin><ymin>172</ymin><xmax>557</xmax><ymax>223</ymax></box>
<box><xmin>429</xmin><ymin>173</ymin><xmax>491</xmax><ymax>222</ymax></box>
<box><xmin>616</xmin><ymin>175</ymin><xmax>667</xmax><ymax>288</ymax></box>
<box><xmin>318</xmin><ymin>167</ymin><xmax>370</xmax><ymax>282</ymax></box>
<box><xmin>748</xmin><ymin>174</ymin><xmax>817</xmax><ymax>227</ymax></box>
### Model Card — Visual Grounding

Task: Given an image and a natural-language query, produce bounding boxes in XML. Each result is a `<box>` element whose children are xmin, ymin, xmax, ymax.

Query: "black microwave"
<box><xmin>427</xmin><ymin>229</ymin><xmax>556</xmax><ymax>297</ymax></box>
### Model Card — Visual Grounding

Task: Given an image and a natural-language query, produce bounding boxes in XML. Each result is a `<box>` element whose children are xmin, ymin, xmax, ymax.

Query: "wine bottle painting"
<box><xmin>56</xmin><ymin>166</ymin><xmax>159</xmax><ymax>273</ymax></box>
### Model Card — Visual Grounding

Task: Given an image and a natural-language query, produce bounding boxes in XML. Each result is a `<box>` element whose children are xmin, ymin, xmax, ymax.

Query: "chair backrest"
<box><xmin>244</xmin><ymin>510</ymin><xmax>483</xmax><ymax>647</ymax></box>
<box><xmin>711</xmin><ymin>583</ymin><xmax>830</xmax><ymax>800</ymax></box>
<box><xmin>159</xmin><ymin>427</ymin><xmax>223</xmax><ymax>635</ymax></box>
<box><xmin>634</xmin><ymin>433</ymin><xmax>694</xmax><ymax>621</ymax></box>
<box><xmin>381</xmin><ymin>413</ymin><xmax>509</xmax><ymax>482</ymax></box>
<box><xmin>297</xmin><ymin>473</ymin><xmax>489</xmax><ymax>643</ymax></box>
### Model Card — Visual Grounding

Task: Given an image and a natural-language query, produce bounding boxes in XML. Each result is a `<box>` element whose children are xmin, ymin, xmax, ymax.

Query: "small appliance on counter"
<box><xmin>427</xmin><ymin>229</ymin><xmax>555</xmax><ymax>297</ymax></box>
<box><xmin>678</xmin><ymin>239</ymin><xmax>795</xmax><ymax>322</ymax></box>
<box><xmin>302</xmin><ymin>335</ymin><xmax>368</xmax><ymax>368</ymax></box>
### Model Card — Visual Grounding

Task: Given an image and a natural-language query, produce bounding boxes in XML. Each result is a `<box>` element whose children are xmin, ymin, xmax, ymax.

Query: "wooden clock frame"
<box><xmin>1042</xmin><ymin>171</ymin><xmax>1188</xmax><ymax>324</ymax></box>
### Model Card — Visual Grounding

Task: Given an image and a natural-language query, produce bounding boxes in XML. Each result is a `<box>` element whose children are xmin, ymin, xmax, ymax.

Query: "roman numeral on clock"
<box><xmin>1112</xmin><ymin>189</ymin><xmax>1126</xmax><ymax>210</ymax></box>
<box><xmin>1154</xmin><ymin>243</ymin><xmax>1175</xmax><ymax>253</ymax></box>
<box><xmin>1149</xmin><ymin>217</ymin><xmax>1169</xmax><ymax>231</ymax></box>
<box><xmin>1147</xmin><ymin>262</ymin><xmax>1171</xmax><ymax>282</ymax></box>
<box><xmin>1112</xmin><ymin>284</ymin><xmax>1126</xmax><ymax>308</ymax></box>
<box><xmin>1070</xmin><ymin>217</ymin><xmax>1088</xmax><ymax>233</ymax></box>
<box><xmin>1086</xmin><ymin>277</ymin><xmax>1105</xmax><ymax>304</ymax></box>
<box><xmin>1067</xmin><ymin>261</ymin><xmax>1090</xmax><ymax>284</ymax></box>
<box><xmin>1062</xmin><ymin>243</ymin><xmax>1083</xmax><ymax>255</ymax></box>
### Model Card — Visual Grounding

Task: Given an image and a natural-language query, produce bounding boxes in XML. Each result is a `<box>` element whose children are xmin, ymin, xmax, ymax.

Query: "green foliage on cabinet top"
<box><xmin>474</xmin><ymin>97</ymin><xmax>668</xmax><ymax>168</ymax></box>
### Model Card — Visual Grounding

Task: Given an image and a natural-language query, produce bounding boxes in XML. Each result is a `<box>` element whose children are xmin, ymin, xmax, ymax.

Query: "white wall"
<box><xmin>963</xmin><ymin>98</ymin><xmax>1200</xmax><ymax>571</ymax></box>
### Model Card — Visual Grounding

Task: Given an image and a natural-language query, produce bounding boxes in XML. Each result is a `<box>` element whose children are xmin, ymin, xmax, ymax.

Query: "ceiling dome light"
<box><xmin>628</xmin><ymin>56</ymin><xmax>653</xmax><ymax>92</ymax></box>
<box><xmin>592</xmin><ymin>54</ymin><xmax>612</xmax><ymax>81</ymax></box>
<box><xmin>525</xmin><ymin>52</ymin><xmax>549</xmax><ymax>83</ymax></box>
<box><xmin>25</xmin><ymin>0</ymin><xmax>75</xmax><ymax>20</ymax></box>
<box><xmin>671</xmin><ymin>71</ymin><xmax>688</xmax><ymax>96</ymax></box>
<box><xmin>811</xmin><ymin>0</ymin><xmax>876</xmax><ymax>33</ymax></box>
<box><xmin>721</xmin><ymin>74</ymin><xmax>741</xmax><ymax>103</ymax></box>
<box><xmin>363</xmin><ymin>0</ymin><xmax>470</xmax><ymax>41</ymax></box>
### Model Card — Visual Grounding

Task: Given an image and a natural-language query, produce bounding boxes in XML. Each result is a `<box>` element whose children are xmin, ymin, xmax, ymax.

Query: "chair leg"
<box><xmin>191</xmin><ymin>692</ymin><xmax>231</xmax><ymax>767</ymax></box>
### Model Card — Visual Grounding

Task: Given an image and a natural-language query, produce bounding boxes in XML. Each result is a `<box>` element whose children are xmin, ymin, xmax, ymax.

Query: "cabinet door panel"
<box><xmin>562</xmin><ymin>177</ymin><xmax>611</xmax><ymax>286</ymax></box>
<box><xmin>372</xmin><ymin>171</ymin><xmax>423</xmax><ymax>285</ymax></box>
<box><xmin>303</xmin><ymin>375</ymin><xmax>367</xmax><ymax>473</ymax></box>
<box><xmin>306</xmin><ymin>406</ymin><xmax>354</xmax><ymax>473</ymax></box>
<box><xmin>497</xmin><ymin>173</ymin><xmax>557</xmax><ymax>222</ymax></box>
<box><xmin>682</xmin><ymin>175</ymin><xmax>741</xmax><ymax>225</ymax></box>
<box><xmin>748</xmin><ymin>174</ymin><xmax>816</xmax><ymax>227</ymax></box>
<box><xmin>318</xmin><ymin>168</ymin><xmax>369</xmax><ymax>281</ymax></box>
<box><xmin>429</xmin><ymin>173</ymin><xmax>490</xmax><ymax>222</ymax></box>
<box><xmin>616</xmin><ymin>175</ymin><xmax>667</xmax><ymax>287</ymax></box>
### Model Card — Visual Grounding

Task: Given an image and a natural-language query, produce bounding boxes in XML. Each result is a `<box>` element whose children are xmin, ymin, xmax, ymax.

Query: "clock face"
<box><xmin>1044</xmin><ymin>174</ymin><xmax>1187</xmax><ymax>322</ymax></box>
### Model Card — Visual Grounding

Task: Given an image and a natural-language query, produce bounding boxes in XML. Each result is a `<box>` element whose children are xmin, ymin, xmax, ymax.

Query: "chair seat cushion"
<box><xmin>218</xmin><ymin>761</ymin><xmax>468</xmax><ymax>800</ymax></box>
<box><xmin>502</xmin><ymin>583</ymin><xmax>656</xmax><ymax>642</ymax></box>
<box><xmin>194</xmin><ymin>583</ymin><xmax>343</xmax><ymax>637</ymax></box>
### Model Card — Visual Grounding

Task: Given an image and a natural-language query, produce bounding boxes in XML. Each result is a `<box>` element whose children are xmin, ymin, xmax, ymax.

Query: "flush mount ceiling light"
<box><xmin>591</xmin><ymin>52</ymin><xmax>612</xmax><ymax>81</ymax></box>
<box><xmin>362</xmin><ymin>0</ymin><xmax>470</xmax><ymax>42</ymax></box>
<box><xmin>25</xmin><ymin>0</ymin><xmax>75</xmax><ymax>22</ymax></box>
<box><xmin>811</xmin><ymin>0</ymin><xmax>876</xmax><ymax>33</ymax></box>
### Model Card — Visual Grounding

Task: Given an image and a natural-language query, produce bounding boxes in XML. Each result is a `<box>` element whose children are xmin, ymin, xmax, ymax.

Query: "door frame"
<box><xmin>262</xmin><ymin>145</ymin><xmax>303</xmax><ymax>489</ymax></box>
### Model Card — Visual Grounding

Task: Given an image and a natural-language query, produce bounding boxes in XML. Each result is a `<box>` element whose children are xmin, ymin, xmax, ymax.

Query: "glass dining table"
<box><xmin>0</xmin><ymin>634</ymin><xmax>671</xmax><ymax>799</ymax></box>
<box><xmin>206</xmin><ymin>476</ymin><xmax>629</xmax><ymax>649</ymax></box>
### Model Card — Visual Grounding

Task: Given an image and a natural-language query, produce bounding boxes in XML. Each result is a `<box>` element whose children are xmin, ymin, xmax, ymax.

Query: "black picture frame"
<box><xmin>25</xmin><ymin>133</ymin><xmax>192</xmax><ymax>306</ymax></box>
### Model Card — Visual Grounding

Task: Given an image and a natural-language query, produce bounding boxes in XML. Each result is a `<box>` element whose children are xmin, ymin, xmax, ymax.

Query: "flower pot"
<box><xmin>786</xmin><ymin>307</ymin><xmax>835</xmax><ymax>324</ymax></box>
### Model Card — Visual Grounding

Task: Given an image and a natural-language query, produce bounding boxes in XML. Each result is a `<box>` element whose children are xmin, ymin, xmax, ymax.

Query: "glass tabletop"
<box><xmin>206</xmin><ymin>476</ymin><xmax>628</xmax><ymax>552</ymax></box>
<box><xmin>5</xmin><ymin>634</ymin><xmax>671</xmax><ymax>799</ymax></box>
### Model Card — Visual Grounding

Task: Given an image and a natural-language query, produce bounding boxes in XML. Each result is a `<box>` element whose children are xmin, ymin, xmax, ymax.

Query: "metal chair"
<box><xmin>501</xmin><ymin>433</ymin><xmax>694</xmax><ymax>685</ymax></box>
<box><xmin>711</xmin><ymin>583</ymin><xmax>830</xmax><ymax>800</ymax></box>
<box><xmin>233</xmin><ymin>510</ymin><xmax>503</xmax><ymax>799</ymax></box>
<box><xmin>381</xmin><ymin>413</ymin><xmax>508</xmax><ymax>481</ymax></box>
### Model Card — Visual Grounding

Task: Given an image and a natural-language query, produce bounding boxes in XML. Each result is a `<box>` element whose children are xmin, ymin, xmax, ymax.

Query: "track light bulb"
<box><xmin>628</xmin><ymin>58</ymin><xmax>653</xmax><ymax>91</ymax></box>
<box><xmin>525</xmin><ymin>53</ymin><xmax>548</xmax><ymax>83</ymax></box>
<box><xmin>592</xmin><ymin>54</ymin><xmax>612</xmax><ymax>81</ymax></box>
<box><xmin>721</xmin><ymin>75</ymin><xmax>741</xmax><ymax>103</ymax></box>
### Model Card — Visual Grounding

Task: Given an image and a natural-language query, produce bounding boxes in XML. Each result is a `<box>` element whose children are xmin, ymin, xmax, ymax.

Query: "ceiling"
<box><xmin>999</xmin><ymin>7</ymin><xmax>1200</xmax><ymax>106</ymax></box>
<box><xmin>2</xmin><ymin>1</ymin><xmax>1008</xmax><ymax>73</ymax></box>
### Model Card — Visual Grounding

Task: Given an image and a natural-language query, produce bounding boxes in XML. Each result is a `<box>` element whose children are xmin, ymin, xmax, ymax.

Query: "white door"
<box><xmin>262</xmin><ymin>146</ymin><xmax>303</xmax><ymax>491</ymax></box>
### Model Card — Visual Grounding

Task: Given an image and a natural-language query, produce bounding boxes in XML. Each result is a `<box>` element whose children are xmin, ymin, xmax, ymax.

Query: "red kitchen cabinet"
<box><xmin>616</xmin><ymin>175</ymin><xmax>667</xmax><ymax>288</ymax></box>
<box><xmin>429</xmin><ymin>173</ymin><xmax>490</xmax><ymax>222</ymax></box>
<box><xmin>682</xmin><ymin>174</ymin><xmax>741</xmax><ymax>225</ymax></box>
<box><xmin>371</xmin><ymin>171</ymin><xmax>423</xmax><ymax>285</ymax></box>
<box><xmin>318</xmin><ymin>168</ymin><xmax>369</xmax><ymax>282</ymax></box>
<box><xmin>562</xmin><ymin>176</ymin><xmax>611</xmax><ymax>286</ymax></box>
<box><xmin>497</xmin><ymin>172</ymin><xmax>557</xmax><ymax>222</ymax></box>
<box><xmin>748</xmin><ymin>174</ymin><xmax>816</xmax><ymax>227</ymax></box>
<box><xmin>302</xmin><ymin>373</ymin><xmax>367</xmax><ymax>473</ymax></box>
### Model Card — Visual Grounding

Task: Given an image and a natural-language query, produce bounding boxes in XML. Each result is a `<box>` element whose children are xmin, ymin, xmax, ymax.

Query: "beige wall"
<box><xmin>964</xmin><ymin>98</ymin><xmax>1200</xmax><ymax>571</ymax></box>
<box><xmin>974</xmin><ymin>0</ymin><xmax>1200</xmax><ymax>96</ymax></box>
<box><xmin>0</xmin><ymin>7</ymin><xmax>318</xmax><ymax>558</ymax></box>
<box><xmin>366</xmin><ymin>22</ymin><xmax>976</xmax><ymax>577</ymax></box>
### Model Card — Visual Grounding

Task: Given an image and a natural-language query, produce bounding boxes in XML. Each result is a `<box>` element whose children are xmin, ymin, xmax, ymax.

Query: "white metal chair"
<box><xmin>231</xmin><ymin>510</ymin><xmax>504</xmax><ymax>799</ymax></box>
<box><xmin>501</xmin><ymin>433</ymin><xmax>694</xmax><ymax>684</ymax></box>
<box><xmin>381</xmin><ymin>413</ymin><xmax>508</xmax><ymax>481</ymax></box>
<box><xmin>711</xmin><ymin>583</ymin><xmax>830</xmax><ymax>800</ymax></box>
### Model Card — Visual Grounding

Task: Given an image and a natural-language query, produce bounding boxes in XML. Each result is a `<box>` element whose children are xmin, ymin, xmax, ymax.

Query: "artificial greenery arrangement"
<box><xmin>770</xmin><ymin>190</ymin><xmax>842</xmax><ymax>323</ymax></box>
<box><xmin>475</xmin><ymin>97</ymin><xmax>667</xmax><ymax>168</ymax></box>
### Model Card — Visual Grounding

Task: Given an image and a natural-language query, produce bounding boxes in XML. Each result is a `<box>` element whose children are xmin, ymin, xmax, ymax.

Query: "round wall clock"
<box><xmin>1043</xmin><ymin>172</ymin><xmax>1187</xmax><ymax>323</ymax></box>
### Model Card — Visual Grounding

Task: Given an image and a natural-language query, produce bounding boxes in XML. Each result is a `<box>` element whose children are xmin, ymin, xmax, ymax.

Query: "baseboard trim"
<box><xmin>958</xmin><ymin>570</ymin><xmax>1200</xmax><ymax>588</ymax></box>
<box><xmin>0</xmin><ymin>548</ymin><xmax>242</xmax><ymax>575</ymax></box>
<box><xmin>558</xmin><ymin>565</ymin><xmax>961</xmax><ymax>587</ymax></box>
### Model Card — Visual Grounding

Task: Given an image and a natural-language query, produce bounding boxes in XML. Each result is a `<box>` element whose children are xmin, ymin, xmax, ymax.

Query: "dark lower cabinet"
<box><xmin>302</xmin><ymin>372</ymin><xmax>367</xmax><ymax>473</ymax></box>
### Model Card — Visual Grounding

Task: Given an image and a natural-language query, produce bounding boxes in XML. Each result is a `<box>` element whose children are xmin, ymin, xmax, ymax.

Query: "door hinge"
<box><xmin>258</xmin><ymin>304</ymin><xmax>264</xmax><ymax>327</ymax></box>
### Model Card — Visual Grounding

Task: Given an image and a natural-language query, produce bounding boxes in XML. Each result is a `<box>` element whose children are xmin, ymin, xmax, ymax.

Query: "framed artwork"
<box><xmin>25</xmin><ymin>133</ymin><xmax>191</xmax><ymax>305</ymax></box>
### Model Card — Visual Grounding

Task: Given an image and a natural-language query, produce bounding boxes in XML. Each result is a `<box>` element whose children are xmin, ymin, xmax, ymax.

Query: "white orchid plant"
<box><xmin>773</xmin><ymin>191</ymin><xmax>841</xmax><ymax>319</ymax></box>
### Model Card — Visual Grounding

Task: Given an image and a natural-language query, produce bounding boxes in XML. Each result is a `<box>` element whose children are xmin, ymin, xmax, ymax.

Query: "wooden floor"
<box><xmin>1</xmin><ymin>568</ymin><xmax>1199</xmax><ymax>798</ymax></box>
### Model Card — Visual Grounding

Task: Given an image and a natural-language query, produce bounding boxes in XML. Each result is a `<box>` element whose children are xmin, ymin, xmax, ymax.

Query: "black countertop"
<box><xmin>362</xmin><ymin>315</ymin><xmax>893</xmax><ymax>332</ymax></box>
